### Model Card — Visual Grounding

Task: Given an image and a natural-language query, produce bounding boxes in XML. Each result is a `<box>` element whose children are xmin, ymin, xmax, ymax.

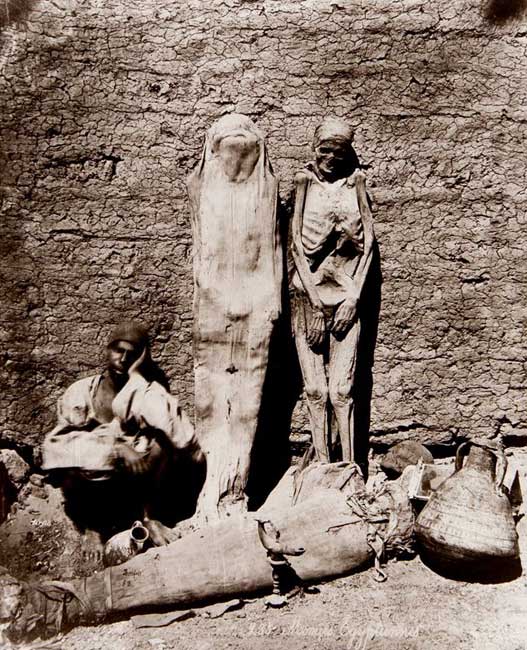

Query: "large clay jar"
<box><xmin>416</xmin><ymin>440</ymin><xmax>519</xmax><ymax>567</ymax></box>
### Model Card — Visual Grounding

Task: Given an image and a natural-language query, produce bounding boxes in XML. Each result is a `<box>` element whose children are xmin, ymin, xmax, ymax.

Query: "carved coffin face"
<box><xmin>212</xmin><ymin>130</ymin><xmax>261</xmax><ymax>182</ymax></box>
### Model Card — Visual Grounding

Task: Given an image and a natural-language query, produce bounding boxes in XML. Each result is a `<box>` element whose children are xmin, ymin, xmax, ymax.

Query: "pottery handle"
<box><xmin>456</xmin><ymin>440</ymin><xmax>507</xmax><ymax>490</ymax></box>
<box><xmin>454</xmin><ymin>441</ymin><xmax>470</xmax><ymax>472</ymax></box>
<box><xmin>492</xmin><ymin>448</ymin><xmax>507</xmax><ymax>491</ymax></box>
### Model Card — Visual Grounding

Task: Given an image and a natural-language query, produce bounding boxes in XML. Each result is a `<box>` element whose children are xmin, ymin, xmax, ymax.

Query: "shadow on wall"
<box><xmin>483</xmin><ymin>0</ymin><xmax>527</xmax><ymax>23</ymax></box>
<box><xmin>246</xmin><ymin>309</ymin><xmax>302</xmax><ymax>511</ymax></box>
<box><xmin>354</xmin><ymin>242</ymin><xmax>382</xmax><ymax>477</ymax></box>
<box><xmin>247</xmin><ymin>205</ymin><xmax>303</xmax><ymax>510</ymax></box>
<box><xmin>0</xmin><ymin>0</ymin><xmax>38</xmax><ymax>29</ymax></box>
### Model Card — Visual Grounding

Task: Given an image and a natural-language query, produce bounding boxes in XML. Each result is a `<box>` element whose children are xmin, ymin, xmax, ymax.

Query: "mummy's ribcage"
<box><xmin>302</xmin><ymin>208</ymin><xmax>364</xmax><ymax>261</ymax></box>
<box><xmin>302</xmin><ymin>210</ymin><xmax>336</xmax><ymax>257</ymax></box>
<box><xmin>301</xmin><ymin>182</ymin><xmax>364</xmax><ymax>261</ymax></box>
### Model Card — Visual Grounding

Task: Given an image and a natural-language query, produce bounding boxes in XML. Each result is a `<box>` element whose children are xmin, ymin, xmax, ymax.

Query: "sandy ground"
<box><xmin>45</xmin><ymin>553</ymin><xmax>527</xmax><ymax>650</ymax></box>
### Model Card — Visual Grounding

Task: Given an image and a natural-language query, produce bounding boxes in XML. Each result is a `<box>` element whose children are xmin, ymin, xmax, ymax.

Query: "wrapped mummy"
<box><xmin>0</xmin><ymin>463</ymin><xmax>415</xmax><ymax>643</ymax></box>
<box><xmin>186</xmin><ymin>114</ymin><xmax>282</xmax><ymax>522</ymax></box>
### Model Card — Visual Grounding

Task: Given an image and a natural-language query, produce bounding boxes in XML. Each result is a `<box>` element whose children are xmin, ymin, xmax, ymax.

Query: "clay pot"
<box><xmin>103</xmin><ymin>521</ymin><xmax>150</xmax><ymax>567</ymax></box>
<box><xmin>416</xmin><ymin>441</ymin><xmax>519</xmax><ymax>566</ymax></box>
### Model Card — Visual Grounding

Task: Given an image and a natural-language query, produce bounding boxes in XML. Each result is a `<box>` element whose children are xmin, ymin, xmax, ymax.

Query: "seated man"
<box><xmin>42</xmin><ymin>321</ymin><xmax>203</xmax><ymax>563</ymax></box>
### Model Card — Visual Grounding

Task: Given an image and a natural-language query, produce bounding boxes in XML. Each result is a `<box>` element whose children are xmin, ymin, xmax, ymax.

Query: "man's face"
<box><xmin>314</xmin><ymin>138</ymin><xmax>350</xmax><ymax>182</ymax></box>
<box><xmin>107</xmin><ymin>340</ymin><xmax>141</xmax><ymax>375</ymax></box>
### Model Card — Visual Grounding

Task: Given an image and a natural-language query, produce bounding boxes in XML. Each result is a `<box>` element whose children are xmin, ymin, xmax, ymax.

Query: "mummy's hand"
<box><xmin>331</xmin><ymin>298</ymin><xmax>357</xmax><ymax>336</ymax></box>
<box><xmin>307</xmin><ymin>309</ymin><xmax>326</xmax><ymax>348</ymax></box>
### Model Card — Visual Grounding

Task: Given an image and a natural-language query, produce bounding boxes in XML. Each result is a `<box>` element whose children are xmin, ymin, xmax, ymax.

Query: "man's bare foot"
<box><xmin>82</xmin><ymin>529</ymin><xmax>104</xmax><ymax>565</ymax></box>
<box><xmin>143</xmin><ymin>519</ymin><xmax>176</xmax><ymax>546</ymax></box>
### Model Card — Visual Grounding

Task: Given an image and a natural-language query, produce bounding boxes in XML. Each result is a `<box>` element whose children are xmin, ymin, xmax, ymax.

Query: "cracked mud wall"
<box><xmin>1</xmin><ymin>0</ymin><xmax>526</xmax><ymax>452</ymax></box>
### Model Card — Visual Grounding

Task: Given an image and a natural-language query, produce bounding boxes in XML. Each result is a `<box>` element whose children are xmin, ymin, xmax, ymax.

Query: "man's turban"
<box><xmin>108</xmin><ymin>321</ymin><xmax>149</xmax><ymax>349</ymax></box>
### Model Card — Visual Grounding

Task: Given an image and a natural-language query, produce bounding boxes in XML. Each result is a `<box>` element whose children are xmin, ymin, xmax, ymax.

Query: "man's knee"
<box><xmin>47</xmin><ymin>468</ymin><xmax>86</xmax><ymax>493</ymax></box>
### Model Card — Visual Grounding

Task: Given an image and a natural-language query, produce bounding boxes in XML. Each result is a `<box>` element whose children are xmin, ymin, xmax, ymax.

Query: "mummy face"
<box><xmin>314</xmin><ymin>138</ymin><xmax>350</xmax><ymax>182</ymax></box>
<box><xmin>214</xmin><ymin>132</ymin><xmax>260</xmax><ymax>182</ymax></box>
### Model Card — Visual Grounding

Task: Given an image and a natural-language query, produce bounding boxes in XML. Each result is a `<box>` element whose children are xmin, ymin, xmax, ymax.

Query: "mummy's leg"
<box><xmin>328</xmin><ymin>321</ymin><xmax>360</xmax><ymax>463</ymax></box>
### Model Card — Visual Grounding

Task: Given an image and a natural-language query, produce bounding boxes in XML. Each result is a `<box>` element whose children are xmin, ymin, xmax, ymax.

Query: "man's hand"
<box><xmin>331</xmin><ymin>298</ymin><xmax>358</xmax><ymax>336</ymax></box>
<box><xmin>307</xmin><ymin>309</ymin><xmax>326</xmax><ymax>348</ymax></box>
<box><xmin>113</xmin><ymin>442</ymin><xmax>149</xmax><ymax>475</ymax></box>
<box><xmin>128</xmin><ymin>347</ymin><xmax>147</xmax><ymax>377</ymax></box>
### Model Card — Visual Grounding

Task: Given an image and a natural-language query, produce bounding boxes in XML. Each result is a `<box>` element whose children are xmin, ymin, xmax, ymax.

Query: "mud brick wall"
<box><xmin>1</xmin><ymin>0</ymin><xmax>526</xmax><ymax>453</ymax></box>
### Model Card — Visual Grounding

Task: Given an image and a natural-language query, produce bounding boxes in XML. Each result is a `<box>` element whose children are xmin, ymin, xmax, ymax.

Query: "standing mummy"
<box><xmin>291</xmin><ymin>117</ymin><xmax>375</xmax><ymax>463</ymax></box>
<box><xmin>187</xmin><ymin>114</ymin><xmax>282</xmax><ymax>522</ymax></box>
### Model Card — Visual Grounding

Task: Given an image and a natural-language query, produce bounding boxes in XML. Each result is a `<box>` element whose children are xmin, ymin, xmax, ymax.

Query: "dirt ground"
<box><xmin>53</xmin><ymin>554</ymin><xmax>527</xmax><ymax>650</ymax></box>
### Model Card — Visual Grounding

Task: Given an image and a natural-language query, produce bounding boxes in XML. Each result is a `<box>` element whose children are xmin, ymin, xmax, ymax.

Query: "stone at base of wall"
<box><xmin>370</xmin><ymin>425</ymin><xmax>461</xmax><ymax>452</ymax></box>
<box><xmin>0</xmin><ymin>449</ymin><xmax>30</xmax><ymax>489</ymax></box>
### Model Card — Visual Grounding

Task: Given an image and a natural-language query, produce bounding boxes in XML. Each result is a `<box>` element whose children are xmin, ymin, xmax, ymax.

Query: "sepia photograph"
<box><xmin>0</xmin><ymin>0</ymin><xmax>526</xmax><ymax>648</ymax></box>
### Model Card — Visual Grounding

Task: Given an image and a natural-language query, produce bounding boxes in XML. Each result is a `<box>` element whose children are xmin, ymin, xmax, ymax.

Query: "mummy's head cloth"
<box><xmin>313</xmin><ymin>117</ymin><xmax>354</xmax><ymax>149</ymax></box>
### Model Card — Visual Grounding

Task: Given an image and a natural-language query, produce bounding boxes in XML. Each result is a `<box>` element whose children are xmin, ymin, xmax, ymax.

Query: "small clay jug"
<box><xmin>103</xmin><ymin>521</ymin><xmax>150</xmax><ymax>567</ymax></box>
<box><xmin>416</xmin><ymin>440</ymin><xmax>518</xmax><ymax>566</ymax></box>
